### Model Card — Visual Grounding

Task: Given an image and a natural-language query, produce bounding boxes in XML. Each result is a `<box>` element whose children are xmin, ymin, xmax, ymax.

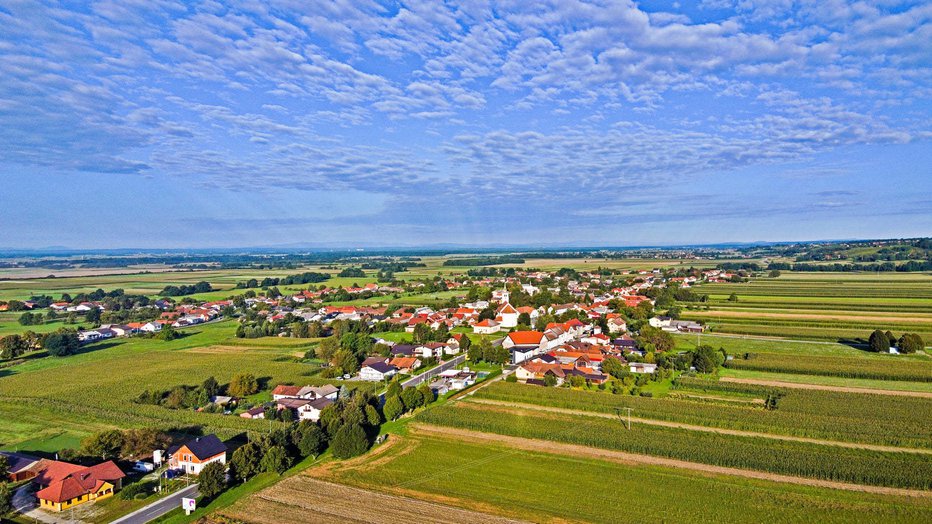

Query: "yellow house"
<box><xmin>35</xmin><ymin>460</ymin><xmax>124</xmax><ymax>512</ymax></box>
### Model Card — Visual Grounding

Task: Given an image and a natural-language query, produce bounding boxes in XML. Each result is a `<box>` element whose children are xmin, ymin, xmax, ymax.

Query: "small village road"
<box><xmin>400</xmin><ymin>354</ymin><xmax>466</xmax><ymax>388</ymax></box>
<box><xmin>110</xmin><ymin>484</ymin><xmax>199</xmax><ymax>524</ymax></box>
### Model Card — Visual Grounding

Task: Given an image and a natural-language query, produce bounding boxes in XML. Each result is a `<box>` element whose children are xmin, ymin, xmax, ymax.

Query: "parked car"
<box><xmin>133</xmin><ymin>461</ymin><xmax>155</xmax><ymax>473</ymax></box>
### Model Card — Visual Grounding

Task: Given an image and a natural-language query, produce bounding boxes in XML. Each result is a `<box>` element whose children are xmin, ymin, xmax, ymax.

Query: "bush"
<box><xmin>198</xmin><ymin>462</ymin><xmax>227</xmax><ymax>500</ymax></box>
<box><xmin>383</xmin><ymin>396</ymin><xmax>404</xmax><ymax>421</ymax></box>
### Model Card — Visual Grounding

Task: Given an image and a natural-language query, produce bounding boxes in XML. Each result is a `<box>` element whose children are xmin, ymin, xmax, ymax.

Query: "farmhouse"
<box><xmin>0</xmin><ymin>451</ymin><xmax>40</xmax><ymax>482</ymax></box>
<box><xmin>34</xmin><ymin>460</ymin><xmax>125</xmax><ymax>512</ymax></box>
<box><xmin>389</xmin><ymin>356</ymin><xmax>422</xmax><ymax>373</ymax></box>
<box><xmin>168</xmin><ymin>434</ymin><xmax>227</xmax><ymax>475</ymax></box>
<box><xmin>502</xmin><ymin>331</ymin><xmax>545</xmax><ymax>349</ymax></box>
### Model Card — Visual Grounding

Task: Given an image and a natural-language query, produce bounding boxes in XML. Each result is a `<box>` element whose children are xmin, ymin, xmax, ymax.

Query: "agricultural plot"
<box><xmin>726</xmin><ymin>352</ymin><xmax>932</xmax><ymax>382</ymax></box>
<box><xmin>296</xmin><ymin>431</ymin><xmax>932</xmax><ymax>524</ymax></box>
<box><xmin>416</xmin><ymin>402</ymin><xmax>932</xmax><ymax>488</ymax></box>
<box><xmin>472</xmin><ymin>381</ymin><xmax>932</xmax><ymax>449</ymax></box>
<box><xmin>686</xmin><ymin>272</ymin><xmax>932</xmax><ymax>342</ymax></box>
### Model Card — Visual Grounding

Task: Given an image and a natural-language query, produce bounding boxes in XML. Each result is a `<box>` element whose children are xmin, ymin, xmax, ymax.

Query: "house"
<box><xmin>168</xmin><ymin>434</ymin><xmax>227</xmax><ymax>475</ymax></box>
<box><xmin>359</xmin><ymin>360</ymin><xmax>398</xmax><ymax>381</ymax></box>
<box><xmin>502</xmin><ymin>331</ymin><xmax>545</xmax><ymax>349</ymax></box>
<box><xmin>607</xmin><ymin>316</ymin><xmax>627</xmax><ymax>334</ymax></box>
<box><xmin>473</xmin><ymin>319</ymin><xmax>500</xmax><ymax>335</ymax></box>
<box><xmin>495</xmin><ymin>303</ymin><xmax>519</xmax><ymax>328</ymax></box>
<box><xmin>389</xmin><ymin>357</ymin><xmax>422</xmax><ymax>373</ymax></box>
<box><xmin>508</xmin><ymin>345</ymin><xmax>539</xmax><ymax>364</ymax></box>
<box><xmin>629</xmin><ymin>362</ymin><xmax>657</xmax><ymax>374</ymax></box>
<box><xmin>296</xmin><ymin>397</ymin><xmax>334</xmax><ymax>422</ymax></box>
<box><xmin>34</xmin><ymin>460</ymin><xmax>125</xmax><ymax>512</ymax></box>
<box><xmin>272</xmin><ymin>385</ymin><xmax>303</xmax><ymax>400</ymax></box>
<box><xmin>649</xmin><ymin>316</ymin><xmax>672</xmax><ymax>328</ymax></box>
<box><xmin>0</xmin><ymin>451</ymin><xmax>40</xmax><ymax>482</ymax></box>
<box><xmin>515</xmin><ymin>306</ymin><xmax>539</xmax><ymax>322</ymax></box>
<box><xmin>240</xmin><ymin>406</ymin><xmax>265</xmax><ymax>419</ymax></box>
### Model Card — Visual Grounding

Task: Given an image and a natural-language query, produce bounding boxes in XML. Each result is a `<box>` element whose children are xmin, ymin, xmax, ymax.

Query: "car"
<box><xmin>133</xmin><ymin>461</ymin><xmax>155</xmax><ymax>473</ymax></box>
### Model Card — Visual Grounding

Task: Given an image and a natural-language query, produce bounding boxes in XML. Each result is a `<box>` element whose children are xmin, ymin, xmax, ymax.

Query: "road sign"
<box><xmin>182</xmin><ymin>497</ymin><xmax>196</xmax><ymax>515</ymax></box>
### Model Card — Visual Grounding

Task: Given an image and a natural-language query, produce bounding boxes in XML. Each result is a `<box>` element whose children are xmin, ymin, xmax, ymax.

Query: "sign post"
<box><xmin>182</xmin><ymin>497</ymin><xmax>196</xmax><ymax>516</ymax></box>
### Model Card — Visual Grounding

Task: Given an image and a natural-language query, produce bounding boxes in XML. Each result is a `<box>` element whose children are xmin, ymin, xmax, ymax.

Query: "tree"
<box><xmin>44</xmin><ymin>330</ymin><xmax>80</xmax><ymax>356</ymax></box>
<box><xmin>543</xmin><ymin>374</ymin><xmax>558</xmax><ymax>387</ymax></box>
<box><xmin>383</xmin><ymin>395</ymin><xmax>404</xmax><ymax>421</ymax></box>
<box><xmin>297</xmin><ymin>424</ymin><xmax>327</xmax><ymax>458</ymax></box>
<box><xmin>121</xmin><ymin>428</ymin><xmax>170</xmax><ymax>458</ymax></box>
<box><xmin>636</xmin><ymin>326</ymin><xmax>674</xmax><ymax>353</ymax></box>
<box><xmin>228</xmin><ymin>373</ymin><xmax>259</xmax><ymax>397</ymax></box>
<box><xmin>201</xmin><ymin>376</ymin><xmax>220</xmax><ymax>398</ymax></box>
<box><xmin>458</xmin><ymin>334</ymin><xmax>472</xmax><ymax>354</ymax></box>
<box><xmin>330</xmin><ymin>423</ymin><xmax>369</xmax><ymax>459</ymax></box>
<box><xmin>386</xmin><ymin>379</ymin><xmax>402</xmax><ymax>399</ymax></box>
<box><xmin>400</xmin><ymin>387</ymin><xmax>422</xmax><ymax>411</ymax></box>
<box><xmin>884</xmin><ymin>331</ymin><xmax>896</xmax><ymax>348</ymax></box>
<box><xmin>601</xmin><ymin>356</ymin><xmax>627</xmax><ymax>379</ymax></box>
<box><xmin>0</xmin><ymin>454</ymin><xmax>9</xmax><ymax>480</ymax></box>
<box><xmin>198</xmin><ymin>461</ymin><xmax>227</xmax><ymax>500</ymax></box>
<box><xmin>85</xmin><ymin>307</ymin><xmax>101</xmax><ymax>324</ymax></box>
<box><xmin>898</xmin><ymin>333</ymin><xmax>924</xmax><ymax>354</ymax></box>
<box><xmin>727</xmin><ymin>293</ymin><xmax>739</xmax><ymax>302</ymax></box>
<box><xmin>412</xmin><ymin>323</ymin><xmax>430</xmax><ymax>344</ymax></box>
<box><xmin>692</xmin><ymin>345</ymin><xmax>724</xmax><ymax>373</ymax></box>
<box><xmin>0</xmin><ymin>483</ymin><xmax>12</xmax><ymax>519</ymax></box>
<box><xmin>158</xmin><ymin>325</ymin><xmax>180</xmax><ymax>341</ymax></box>
<box><xmin>769</xmin><ymin>269</ymin><xmax>781</xmax><ymax>278</ymax></box>
<box><xmin>229</xmin><ymin>441</ymin><xmax>262</xmax><ymax>482</ymax></box>
<box><xmin>0</xmin><ymin>334</ymin><xmax>27</xmax><ymax>359</ymax></box>
<box><xmin>868</xmin><ymin>330</ymin><xmax>889</xmax><ymax>353</ymax></box>
<box><xmin>364</xmin><ymin>404</ymin><xmax>382</xmax><ymax>426</ymax></box>
<box><xmin>81</xmin><ymin>430</ymin><xmax>125</xmax><ymax>460</ymax></box>
<box><xmin>261</xmin><ymin>445</ymin><xmax>292</xmax><ymax>474</ymax></box>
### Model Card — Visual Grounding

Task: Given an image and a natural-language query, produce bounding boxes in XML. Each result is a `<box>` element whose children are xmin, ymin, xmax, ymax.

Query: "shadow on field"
<box><xmin>77</xmin><ymin>340</ymin><xmax>122</xmax><ymax>355</ymax></box>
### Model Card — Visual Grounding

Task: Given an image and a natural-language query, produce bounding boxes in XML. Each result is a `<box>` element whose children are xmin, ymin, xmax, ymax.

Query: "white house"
<box><xmin>359</xmin><ymin>361</ymin><xmax>398</xmax><ymax>381</ymax></box>
<box><xmin>140</xmin><ymin>322</ymin><xmax>163</xmax><ymax>333</ymax></box>
<box><xmin>168</xmin><ymin>434</ymin><xmax>227</xmax><ymax>475</ymax></box>
<box><xmin>629</xmin><ymin>362</ymin><xmax>657</xmax><ymax>374</ymax></box>
<box><xmin>473</xmin><ymin>319</ymin><xmax>501</xmax><ymax>335</ymax></box>
<box><xmin>296</xmin><ymin>398</ymin><xmax>333</xmax><ymax>422</ymax></box>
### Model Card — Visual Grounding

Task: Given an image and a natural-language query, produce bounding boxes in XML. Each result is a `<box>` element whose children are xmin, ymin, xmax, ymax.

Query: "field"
<box><xmin>0</xmin><ymin>320</ymin><xmax>378</xmax><ymax>452</ymax></box>
<box><xmin>226</xmin><ymin>429</ymin><xmax>932</xmax><ymax>524</ymax></box>
<box><xmin>685</xmin><ymin>272</ymin><xmax>932</xmax><ymax>342</ymax></box>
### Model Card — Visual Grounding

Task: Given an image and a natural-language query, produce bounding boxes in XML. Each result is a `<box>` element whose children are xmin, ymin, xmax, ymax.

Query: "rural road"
<box><xmin>400</xmin><ymin>354</ymin><xmax>466</xmax><ymax>388</ymax></box>
<box><xmin>110</xmin><ymin>484</ymin><xmax>199</xmax><ymax>524</ymax></box>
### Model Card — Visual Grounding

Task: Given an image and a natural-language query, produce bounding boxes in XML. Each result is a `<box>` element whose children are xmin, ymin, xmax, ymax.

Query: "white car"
<box><xmin>133</xmin><ymin>461</ymin><xmax>155</xmax><ymax>473</ymax></box>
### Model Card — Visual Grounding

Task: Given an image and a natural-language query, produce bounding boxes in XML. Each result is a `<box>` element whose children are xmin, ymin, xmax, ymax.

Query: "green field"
<box><xmin>309</xmin><ymin>431</ymin><xmax>932</xmax><ymax>523</ymax></box>
<box><xmin>0</xmin><ymin>320</ymin><xmax>376</xmax><ymax>452</ymax></box>
<box><xmin>416</xmin><ymin>402</ymin><xmax>932</xmax><ymax>489</ymax></box>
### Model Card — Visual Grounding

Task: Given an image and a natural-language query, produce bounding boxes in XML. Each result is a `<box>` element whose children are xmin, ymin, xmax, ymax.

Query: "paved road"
<box><xmin>110</xmin><ymin>484</ymin><xmax>199</xmax><ymax>524</ymax></box>
<box><xmin>401</xmin><ymin>354</ymin><xmax>466</xmax><ymax>388</ymax></box>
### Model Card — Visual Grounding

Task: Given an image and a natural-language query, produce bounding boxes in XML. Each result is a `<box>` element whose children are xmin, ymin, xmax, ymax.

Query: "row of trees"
<box><xmin>159</xmin><ymin>281</ymin><xmax>213</xmax><ymax>296</ymax></box>
<box><xmin>0</xmin><ymin>328</ymin><xmax>81</xmax><ymax>360</ymax></box>
<box><xmin>135</xmin><ymin>374</ymin><xmax>258</xmax><ymax>410</ymax></box>
<box><xmin>868</xmin><ymin>330</ymin><xmax>924</xmax><ymax>354</ymax></box>
<box><xmin>383</xmin><ymin>380</ymin><xmax>437</xmax><ymax>421</ymax></box>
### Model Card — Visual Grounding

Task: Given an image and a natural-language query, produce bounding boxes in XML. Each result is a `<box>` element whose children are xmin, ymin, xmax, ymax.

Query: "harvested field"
<box><xmin>220</xmin><ymin>476</ymin><xmax>526</xmax><ymax>524</ymax></box>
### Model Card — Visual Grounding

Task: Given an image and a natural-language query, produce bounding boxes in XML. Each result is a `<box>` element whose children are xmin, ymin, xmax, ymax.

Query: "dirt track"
<box><xmin>222</xmin><ymin>476</ymin><xmax>527</xmax><ymax>524</ymax></box>
<box><xmin>411</xmin><ymin>423</ymin><xmax>932</xmax><ymax>498</ymax></box>
<box><xmin>720</xmin><ymin>377</ymin><xmax>932</xmax><ymax>398</ymax></box>
<box><xmin>464</xmin><ymin>398</ymin><xmax>932</xmax><ymax>454</ymax></box>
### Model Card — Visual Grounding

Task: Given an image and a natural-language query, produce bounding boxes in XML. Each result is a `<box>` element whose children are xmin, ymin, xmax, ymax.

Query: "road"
<box><xmin>110</xmin><ymin>484</ymin><xmax>199</xmax><ymax>524</ymax></box>
<box><xmin>401</xmin><ymin>354</ymin><xmax>466</xmax><ymax>388</ymax></box>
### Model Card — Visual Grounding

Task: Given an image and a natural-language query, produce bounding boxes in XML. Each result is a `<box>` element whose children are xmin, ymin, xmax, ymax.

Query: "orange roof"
<box><xmin>497</xmin><ymin>303</ymin><xmax>518</xmax><ymax>315</ymax></box>
<box><xmin>272</xmin><ymin>385</ymin><xmax>302</xmax><ymax>397</ymax></box>
<box><xmin>474</xmin><ymin>319</ymin><xmax>498</xmax><ymax>327</ymax></box>
<box><xmin>516</xmin><ymin>306</ymin><xmax>535</xmax><ymax>314</ymax></box>
<box><xmin>390</xmin><ymin>357</ymin><xmax>419</xmax><ymax>369</ymax></box>
<box><xmin>507</xmin><ymin>331</ymin><xmax>544</xmax><ymax>345</ymax></box>
<box><xmin>35</xmin><ymin>460</ymin><xmax>124</xmax><ymax>503</ymax></box>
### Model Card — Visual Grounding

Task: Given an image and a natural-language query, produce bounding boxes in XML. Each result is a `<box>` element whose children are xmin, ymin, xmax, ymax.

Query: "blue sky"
<box><xmin>0</xmin><ymin>0</ymin><xmax>930</xmax><ymax>249</ymax></box>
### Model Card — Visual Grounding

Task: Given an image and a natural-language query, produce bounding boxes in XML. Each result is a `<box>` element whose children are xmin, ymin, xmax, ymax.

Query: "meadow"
<box><xmin>298</xmin><ymin>431</ymin><xmax>932</xmax><ymax>524</ymax></box>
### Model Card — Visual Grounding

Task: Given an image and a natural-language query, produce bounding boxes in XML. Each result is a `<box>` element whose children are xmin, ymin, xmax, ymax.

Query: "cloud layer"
<box><xmin>0</xmin><ymin>0</ymin><xmax>929</xmax><ymax>246</ymax></box>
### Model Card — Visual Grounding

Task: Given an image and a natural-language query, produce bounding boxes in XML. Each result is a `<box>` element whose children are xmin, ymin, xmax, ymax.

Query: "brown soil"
<box><xmin>411</xmin><ymin>424</ymin><xmax>932</xmax><ymax>498</ymax></box>
<box><xmin>220</xmin><ymin>476</ymin><xmax>528</xmax><ymax>524</ymax></box>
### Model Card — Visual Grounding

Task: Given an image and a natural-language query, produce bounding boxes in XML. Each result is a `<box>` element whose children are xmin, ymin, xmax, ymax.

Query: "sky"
<box><xmin>0</xmin><ymin>0</ymin><xmax>930</xmax><ymax>249</ymax></box>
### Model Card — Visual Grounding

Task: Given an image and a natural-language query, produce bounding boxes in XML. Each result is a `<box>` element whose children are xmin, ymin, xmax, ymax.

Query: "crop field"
<box><xmin>0</xmin><ymin>320</ymin><xmax>374</xmax><ymax>452</ymax></box>
<box><xmin>725</xmin><ymin>352</ymin><xmax>932</xmax><ymax>382</ymax></box>
<box><xmin>415</xmin><ymin>402</ymin><xmax>932</xmax><ymax>489</ymax></box>
<box><xmin>471</xmin><ymin>381</ymin><xmax>932</xmax><ymax>449</ymax></box>
<box><xmin>284</xmin><ymin>430</ymin><xmax>932</xmax><ymax>524</ymax></box>
<box><xmin>685</xmin><ymin>272</ymin><xmax>932</xmax><ymax>342</ymax></box>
